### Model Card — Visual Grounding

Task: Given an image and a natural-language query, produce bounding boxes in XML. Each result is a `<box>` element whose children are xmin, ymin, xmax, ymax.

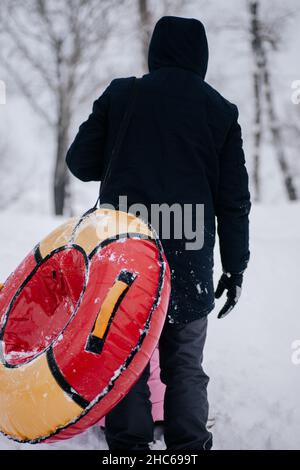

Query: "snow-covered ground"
<box><xmin>0</xmin><ymin>203</ymin><xmax>299</xmax><ymax>450</ymax></box>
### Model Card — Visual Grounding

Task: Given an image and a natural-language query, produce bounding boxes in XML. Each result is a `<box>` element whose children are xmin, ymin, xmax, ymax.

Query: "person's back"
<box><xmin>66</xmin><ymin>16</ymin><xmax>251</xmax><ymax>450</ymax></box>
<box><xmin>100</xmin><ymin>69</ymin><xmax>234</xmax><ymax>211</ymax></box>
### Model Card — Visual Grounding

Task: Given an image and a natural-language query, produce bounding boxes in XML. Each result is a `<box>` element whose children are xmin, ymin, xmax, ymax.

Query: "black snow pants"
<box><xmin>105</xmin><ymin>317</ymin><xmax>212</xmax><ymax>451</ymax></box>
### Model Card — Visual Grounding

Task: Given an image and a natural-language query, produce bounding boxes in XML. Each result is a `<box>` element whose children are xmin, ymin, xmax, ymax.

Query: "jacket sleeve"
<box><xmin>216</xmin><ymin>106</ymin><xmax>251</xmax><ymax>274</ymax></box>
<box><xmin>66</xmin><ymin>85</ymin><xmax>111</xmax><ymax>182</ymax></box>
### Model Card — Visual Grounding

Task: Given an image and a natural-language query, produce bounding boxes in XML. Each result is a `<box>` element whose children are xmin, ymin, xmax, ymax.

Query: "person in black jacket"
<box><xmin>66</xmin><ymin>16</ymin><xmax>251</xmax><ymax>450</ymax></box>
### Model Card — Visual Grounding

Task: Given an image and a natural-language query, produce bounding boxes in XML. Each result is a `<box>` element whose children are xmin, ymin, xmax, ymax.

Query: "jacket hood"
<box><xmin>148</xmin><ymin>16</ymin><xmax>209</xmax><ymax>79</ymax></box>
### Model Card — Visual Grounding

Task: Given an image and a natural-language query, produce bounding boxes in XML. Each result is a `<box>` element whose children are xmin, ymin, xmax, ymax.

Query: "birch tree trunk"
<box><xmin>138</xmin><ymin>0</ymin><xmax>152</xmax><ymax>71</ymax></box>
<box><xmin>248</xmin><ymin>0</ymin><xmax>297</xmax><ymax>201</ymax></box>
<box><xmin>249</xmin><ymin>0</ymin><xmax>263</xmax><ymax>201</ymax></box>
<box><xmin>261</xmin><ymin>56</ymin><xmax>298</xmax><ymax>200</ymax></box>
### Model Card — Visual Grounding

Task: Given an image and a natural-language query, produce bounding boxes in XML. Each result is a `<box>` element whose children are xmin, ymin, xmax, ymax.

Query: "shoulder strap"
<box><xmin>95</xmin><ymin>77</ymin><xmax>139</xmax><ymax>206</ymax></box>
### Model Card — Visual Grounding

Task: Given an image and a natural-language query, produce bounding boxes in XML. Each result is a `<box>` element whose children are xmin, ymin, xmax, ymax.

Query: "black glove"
<box><xmin>215</xmin><ymin>273</ymin><xmax>243</xmax><ymax>319</ymax></box>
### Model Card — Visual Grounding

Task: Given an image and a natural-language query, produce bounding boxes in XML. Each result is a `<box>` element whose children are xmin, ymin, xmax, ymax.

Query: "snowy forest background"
<box><xmin>0</xmin><ymin>0</ymin><xmax>300</xmax><ymax>450</ymax></box>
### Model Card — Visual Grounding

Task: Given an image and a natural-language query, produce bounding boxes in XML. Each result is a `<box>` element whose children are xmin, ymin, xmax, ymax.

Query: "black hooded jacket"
<box><xmin>66</xmin><ymin>16</ymin><xmax>251</xmax><ymax>324</ymax></box>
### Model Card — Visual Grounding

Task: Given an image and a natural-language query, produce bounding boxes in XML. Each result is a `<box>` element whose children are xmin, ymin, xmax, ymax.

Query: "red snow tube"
<box><xmin>0</xmin><ymin>208</ymin><xmax>170</xmax><ymax>443</ymax></box>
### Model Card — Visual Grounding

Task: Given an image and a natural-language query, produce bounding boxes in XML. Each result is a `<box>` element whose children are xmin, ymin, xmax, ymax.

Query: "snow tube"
<box><xmin>0</xmin><ymin>208</ymin><xmax>170</xmax><ymax>443</ymax></box>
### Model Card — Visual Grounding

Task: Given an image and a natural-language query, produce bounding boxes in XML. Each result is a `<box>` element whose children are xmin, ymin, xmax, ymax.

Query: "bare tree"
<box><xmin>283</xmin><ymin>97</ymin><xmax>300</xmax><ymax>188</ymax></box>
<box><xmin>0</xmin><ymin>0</ymin><xmax>120</xmax><ymax>215</ymax></box>
<box><xmin>248</xmin><ymin>0</ymin><xmax>297</xmax><ymax>201</ymax></box>
<box><xmin>138</xmin><ymin>0</ymin><xmax>152</xmax><ymax>71</ymax></box>
<box><xmin>249</xmin><ymin>1</ymin><xmax>263</xmax><ymax>201</ymax></box>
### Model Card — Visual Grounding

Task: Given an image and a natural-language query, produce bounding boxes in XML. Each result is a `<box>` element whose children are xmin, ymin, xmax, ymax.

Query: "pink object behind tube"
<box><xmin>97</xmin><ymin>348</ymin><xmax>165</xmax><ymax>427</ymax></box>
